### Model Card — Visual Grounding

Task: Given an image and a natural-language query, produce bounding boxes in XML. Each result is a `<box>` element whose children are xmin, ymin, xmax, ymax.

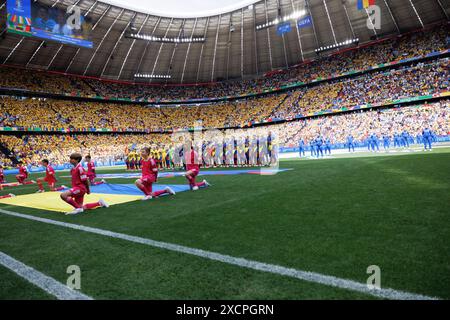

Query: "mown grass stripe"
<box><xmin>0</xmin><ymin>208</ymin><xmax>439</xmax><ymax>300</ymax></box>
<box><xmin>0</xmin><ymin>251</ymin><xmax>92</xmax><ymax>300</ymax></box>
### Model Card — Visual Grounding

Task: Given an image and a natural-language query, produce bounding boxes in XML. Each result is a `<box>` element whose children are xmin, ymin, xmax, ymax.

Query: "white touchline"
<box><xmin>0</xmin><ymin>251</ymin><xmax>92</xmax><ymax>300</ymax></box>
<box><xmin>0</xmin><ymin>208</ymin><xmax>439</xmax><ymax>300</ymax></box>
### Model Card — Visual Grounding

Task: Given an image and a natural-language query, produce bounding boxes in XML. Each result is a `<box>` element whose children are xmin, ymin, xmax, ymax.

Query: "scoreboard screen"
<box><xmin>6</xmin><ymin>0</ymin><xmax>93</xmax><ymax>48</ymax></box>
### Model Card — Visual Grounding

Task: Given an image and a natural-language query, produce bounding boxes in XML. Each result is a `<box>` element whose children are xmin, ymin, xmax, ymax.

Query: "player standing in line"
<box><xmin>85</xmin><ymin>155</ymin><xmax>106</xmax><ymax>186</ymax></box>
<box><xmin>129</xmin><ymin>152</ymin><xmax>135</xmax><ymax>171</ymax></box>
<box><xmin>184</xmin><ymin>144</ymin><xmax>210</xmax><ymax>191</ymax></box>
<box><xmin>125</xmin><ymin>154</ymin><xmax>130</xmax><ymax>170</ymax></box>
<box><xmin>298</xmin><ymin>139</ymin><xmax>305</xmax><ymax>158</ymax></box>
<box><xmin>402</xmin><ymin>130</ymin><xmax>410</xmax><ymax>148</ymax></box>
<box><xmin>422</xmin><ymin>127</ymin><xmax>434</xmax><ymax>151</ymax></box>
<box><xmin>135</xmin><ymin>153</ymin><xmax>141</xmax><ymax>171</ymax></box>
<box><xmin>36</xmin><ymin>159</ymin><xmax>67</xmax><ymax>193</ymax></box>
<box><xmin>370</xmin><ymin>133</ymin><xmax>380</xmax><ymax>152</ymax></box>
<box><xmin>60</xmin><ymin>153</ymin><xmax>108</xmax><ymax>215</ymax></box>
<box><xmin>315</xmin><ymin>135</ymin><xmax>324</xmax><ymax>158</ymax></box>
<box><xmin>244</xmin><ymin>136</ymin><xmax>250</xmax><ymax>166</ymax></box>
<box><xmin>416</xmin><ymin>132</ymin><xmax>422</xmax><ymax>145</ymax></box>
<box><xmin>15</xmin><ymin>161</ymin><xmax>34</xmax><ymax>185</ymax></box>
<box><xmin>347</xmin><ymin>134</ymin><xmax>355</xmax><ymax>153</ymax></box>
<box><xmin>135</xmin><ymin>147</ymin><xmax>175</xmax><ymax>200</ymax></box>
<box><xmin>393</xmin><ymin>133</ymin><xmax>400</xmax><ymax>148</ymax></box>
<box><xmin>309</xmin><ymin>139</ymin><xmax>316</xmax><ymax>157</ymax></box>
<box><xmin>324</xmin><ymin>138</ymin><xmax>332</xmax><ymax>155</ymax></box>
<box><xmin>166</xmin><ymin>148</ymin><xmax>173</xmax><ymax>169</ymax></box>
<box><xmin>133</xmin><ymin>151</ymin><xmax>138</xmax><ymax>170</ymax></box>
<box><xmin>366</xmin><ymin>135</ymin><xmax>372</xmax><ymax>152</ymax></box>
<box><xmin>382</xmin><ymin>134</ymin><xmax>391</xmax><ymax>151</ymax></box>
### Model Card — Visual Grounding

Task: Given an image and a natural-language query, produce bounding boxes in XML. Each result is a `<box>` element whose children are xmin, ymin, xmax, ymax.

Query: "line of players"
<box><xmin>298</xmin><ymin>128</ymin><xmax>436</xmax><ymax>157</ymax></box>
<box><xmin>1</xmin><ymin>146</ymin><xmax>210</xmax><ymax>215</ymax></box>
<box><xmin>126</xmin><ymin>134</ymin><xmax>277</xmax><ymax>170</ymax></box>
<box><xmin>298</xmin><ymin>137</ymin><xmax>333</xmax><ymax>158</ymax></box>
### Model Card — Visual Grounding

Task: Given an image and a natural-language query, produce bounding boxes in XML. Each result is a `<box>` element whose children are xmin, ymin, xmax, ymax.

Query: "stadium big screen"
<box><xmin>6</xmin><ymin>0</ymin><xmax>93</xmax><ymax>48</ymax></box>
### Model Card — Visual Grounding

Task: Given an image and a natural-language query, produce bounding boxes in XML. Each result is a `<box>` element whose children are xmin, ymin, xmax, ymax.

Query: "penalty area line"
<box><xmin>0</xmin><ymin>208</ymin><xmax>439</xmax><ymax>300</ymax></box>
<box><xmin>0</xmin><ymin>251</ymin><xmax>93</xmax><ymax>300</ymax></box>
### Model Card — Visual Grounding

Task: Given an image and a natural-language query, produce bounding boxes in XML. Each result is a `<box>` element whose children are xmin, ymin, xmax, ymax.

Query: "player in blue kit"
<box><xmin>324</xmin><ymin>138</ymin><xmax>332</xmax><ymax>155</ymax></box>
<box><xmin>393</xmin><ymin>133</ymin><xmax>400</xmax><ymax>148</ymax></box>
<box><xmin>347</xmin><ymin>135</ymin><xmax>355</xmax><ymax>153</ymax></box>
<box><xmin>315</xmin><ymin>136</ymin><xmax>324</xmax><ymax>158</ymax></box>
<box><xmin>298</xmin><ymin>139</ymin><xmax>306</xmax><ymax>157</ymax></box>
<box><xmin>382</xmin><ymin>134</ymin><xmax>390</xmax><ymax>151</ymax></box>
<box><xmin>402</xmin><ymin>131</ymin><xmax>410</xmax><ymax>148</ymax></box>
<box><xmin>370</xmin><ymin>133</ymin><xmax>380</xmax><ymax>152</ymax></box>
<box><xmin>366</xmin><ymin>136</ymin><xmax>372</xmax><ymax>152</ymax></box>
<box><xmin>309</xmin><ymin>139</ymin><xmax>316</xmax><ymax>157</ymax></box>
<box><xmin>416</xmin><ymin>133</ymin><xmax>423</xmax><ymax>145</ymax></box>
<box><xmin>422</xmin><ymin>127</ymin><xmax>434</xmax><ymax>151</ymax></box>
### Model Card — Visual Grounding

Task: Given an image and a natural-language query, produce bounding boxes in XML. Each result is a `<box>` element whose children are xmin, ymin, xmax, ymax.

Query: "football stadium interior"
<box><xmin>0</xmin><ymin>0</ymin><xmax>449</xmax><ymax>303</ymax></box>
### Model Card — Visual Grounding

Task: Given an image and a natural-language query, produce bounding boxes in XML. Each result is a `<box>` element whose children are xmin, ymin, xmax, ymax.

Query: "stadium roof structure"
<box><xmin>0</xmin><ymin>0</ymin><xmax>448</xmax><ymax>84</ymax></box>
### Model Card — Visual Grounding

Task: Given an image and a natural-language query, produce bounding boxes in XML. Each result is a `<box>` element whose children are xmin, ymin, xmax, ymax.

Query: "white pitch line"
<box><xmin>0</xmin><ymin>208</ymin><xmax>439</xmax><ymax>300</ymax></box>
<box><xmin>0</xmin><ymin>251</ymin><xmax>92</xmax><ymax>300</ymax></box>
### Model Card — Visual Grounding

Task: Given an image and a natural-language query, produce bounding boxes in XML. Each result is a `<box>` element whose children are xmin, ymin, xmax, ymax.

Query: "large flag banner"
<box><xmin>297</xmin><ymin>16</ymin><xmax>312</xmax><ymax>29</ymax></box>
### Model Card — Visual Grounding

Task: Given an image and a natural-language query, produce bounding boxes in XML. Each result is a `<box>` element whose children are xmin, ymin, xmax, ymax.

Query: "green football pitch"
<box><xmin>1</xmin><ymin>148</ymin><xmax>449</xmax><ymax>300</ymax></box>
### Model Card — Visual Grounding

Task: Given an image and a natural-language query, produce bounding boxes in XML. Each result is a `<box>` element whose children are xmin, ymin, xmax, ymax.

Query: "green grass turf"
<box><xmin>0</xmin><ymin>148</ymin><xmax>449</xmax><ymax>299</ymax></box>
<box><xmin>0</xmin><ymin>266</ymin><xmax>55</xmax><ymax>300</ymax></box>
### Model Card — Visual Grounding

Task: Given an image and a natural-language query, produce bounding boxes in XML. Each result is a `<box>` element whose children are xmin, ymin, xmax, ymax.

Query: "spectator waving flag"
<box><xmin>357</xmin><ymin>0</ymin><xmax>375</xmax><ymax>10</ymax></box>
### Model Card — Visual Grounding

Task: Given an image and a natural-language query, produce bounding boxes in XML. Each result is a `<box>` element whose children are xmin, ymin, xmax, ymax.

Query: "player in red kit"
<box><xmin>15</xmin><ymin>161</ymin><xmax>34</xmax><ymax>185</ymax></box>
<box><xmin>36</xmin><ymin>159</ymin><xmax>67</xmax><ymax>193</ymax></box>
<box><xmin>135</xmin><ymin>147</ymin><xmax>175</xmax><ymax>200</ymax></box>
<box><xmin>0</xmin><ymin>165</ymin><xmax>12</xmax><ymax>195</ymax></box>
<box><xmin>60</xmin><ymin>153</ymin><xmax>109</xmax><ymax>215</ymax></box>
<box><xmin>184</xmin><ymin>145</ymin><xmax>210</xmax><ymax>191</ymax></box>
<box><xmin>85</xmin><ymin>155</ymin><xmax>106</xmax><ymax>186</ymax></box>
<box><xmin>0</xmin><ymin>165</ymin><xmax>5</xmax><ymax>184</ymax></box>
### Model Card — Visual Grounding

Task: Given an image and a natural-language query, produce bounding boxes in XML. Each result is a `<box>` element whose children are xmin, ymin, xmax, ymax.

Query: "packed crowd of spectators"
<box><xmin>0</xmin><ymin>24</ymin><xmax>448</xmax><ymax>168</ymax></box>
<box><xmin>0</xmin><ymin>94</ymin><xmax>287</xmax><ymax>131</ymax></box>
<box><xmin>0</xmin><ymin>24</ymin><xmax>447</xmax><ymax>100</ymax></box>
<box><xmin>1</xmin><ymin>101</ymin><xmax>448</xmax><ymax>167</ymax></box>
<box><xmin>1</xmin><ymin>58</ymin><xmax>448</xmax><ymax>132</ymax></box>
<box><xmin>0</xmin><ymin>154</ymin><xmax>13</xmax><ymax>167</ymax></box>
<box><xmin>270</xmin><ymin>59</ymin><xmax>449</xmax><ymax>119</ymax></box>
<box><xmin>278</xmin><ymin>101</ymin><xmax>449</xmax><ymax>147</ymax></box>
